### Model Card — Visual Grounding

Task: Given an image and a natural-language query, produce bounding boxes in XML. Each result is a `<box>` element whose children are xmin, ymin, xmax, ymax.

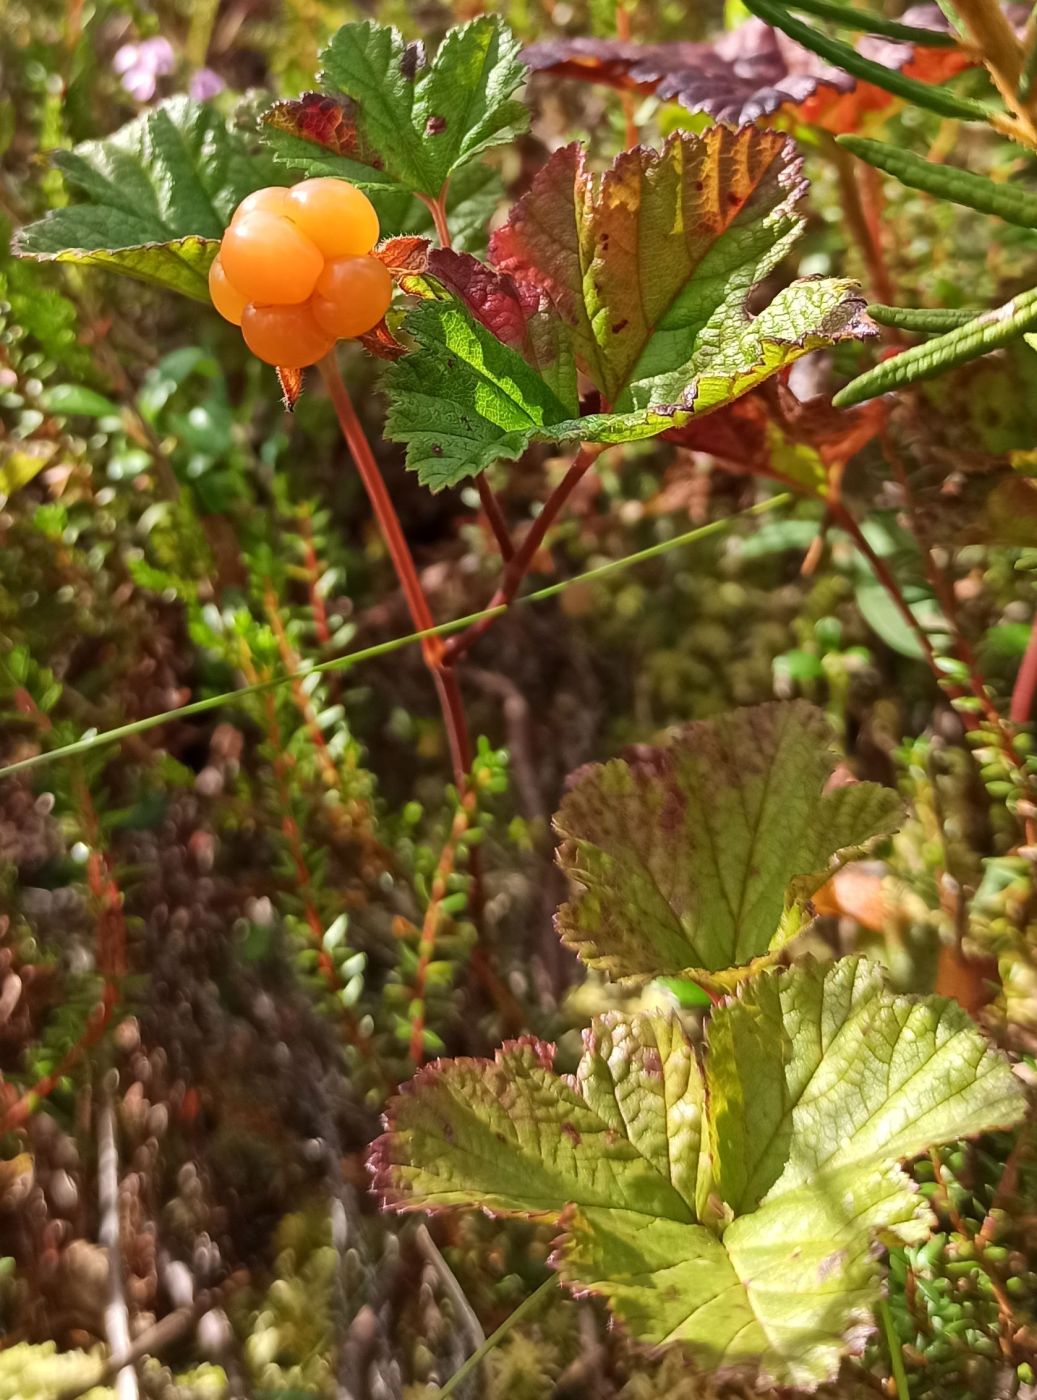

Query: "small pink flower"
<box><xmin>189</xmin><ymin>67</ymin><xmax>226</xmax><ymax>101</ymax></box>
<box><xmin>113</xmin><ymin>36</ymin><xmax>175</xmax><ymax>102</ymax></box>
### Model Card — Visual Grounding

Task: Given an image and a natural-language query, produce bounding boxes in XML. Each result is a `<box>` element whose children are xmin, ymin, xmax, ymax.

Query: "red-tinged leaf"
<box><xmin>523</xmin><ymin>7</ymin><xmax>964</xmax><ymax>132</ymax></box>
<box><xmin>426</xmin><ymin>248</ymin><xmax>540</xmax><ymax>350</ymax></box>
<box><xmin>490</xmin><ymin>126</ymin><xmax>827</xmax><ymax>412</ymax></box>
<box><xmin>358</xmin><ymin>319</ymin><xmax>409</xmax><ymax>361</ymax></box>
<box><xmin>424</xmin><ymin>248</ymin><xmax>579</xmax><ymax>410</ymax></box>
<box><xmin>523</xmin><ymin>20</ymin><xmax>853</xmax><ymax>126</ymax></box>
<box><xmin>264</xmin><ymin>92</ymin><xmax>384</xmax><ymax>171</ymax></box>
<box><xmin>374</xmin><ymin>235</ymin><xmax>430</xmax><ymax>275</ymax></box>
<box><xmin>277</xmin><ymin>366</ymin><xmax>303</xmax><ymax>411</ymax></box>
<box><xmin>665</xmin><ymin>382</ymin><xmax>885</xmax><ymax>492</ymax></box>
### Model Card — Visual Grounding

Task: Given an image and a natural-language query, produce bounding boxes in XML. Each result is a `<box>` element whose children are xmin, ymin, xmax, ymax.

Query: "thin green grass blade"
<box><xmin>867</xmin><ymin>303</ymin><xmax>982</xmax><ymax>331</ymax></box>
<box><xmin>839</xmin><ymin>136</ymin><xmax>1037</xmax><ymax>228</ymax></box>
<box><xmin>0</xmin><ymin>495</ymin><xmax>791</xmax><ymax>780</ymax></box>
<box><xmin>785</xmin><ymin>0</ymin><xmax>958</xmax><ymax>46</ymax></box>
<box><xmin>834</xmin><ymin>287</ymin><xmax>1037</xmax><ymax>406</ymax></box>
<box><xmin>878</xmin><ymin>1299</ymin><xmax>911</xmax><ymax>1400</ymax></box>
<box><xmin>743</xmin><ymin>0</ymin><xmax>995</xmax><ymax>122</ymax></box>
<box><xmin>437</xmin><ymin>1276</ymin><xmax>558</xmax><ymax>1397</ymax></box>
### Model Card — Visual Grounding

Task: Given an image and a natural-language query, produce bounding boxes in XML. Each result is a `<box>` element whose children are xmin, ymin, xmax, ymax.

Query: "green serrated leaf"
<box><xmin>387</xmin><ymin>277</ymin><xmax>867</xmax><ymax>489</ymax></box>
<box><xmin>834</xmin><ymin>286</ymin><xmax>1037</xmax><ymax>407</ymax></box>
<box><xmin>743</xmin><ymin>0</ymin><xmax>995</xmax><ymax>122</ymax></box>
<box><xmin>553</xmin><ymin>700</ymin><xmax>901</xmax><ymax>982</ymax></box>
<box><xmin>373</xmin><ymin>956</ymin><xmax>1024</xmax><ymax>1388</ymax></box>
<box><xmin>839</xmin><ymin>136</ymin><xmax>1037</xmax><ymax>229</ymax></box>
<box><xmin>317</xmin><ymin>18</ymin><xmax>528</xmax><ymax>198</ymax></box>
<box><xmin>15</xmin><ymin>97</ymin><xmax>285</xmax><ymax>301</ymax></box>
<box><xmin>384</xmin><ymin>299</ymin><xmax>576</xmax><ymax>491</ymax></box>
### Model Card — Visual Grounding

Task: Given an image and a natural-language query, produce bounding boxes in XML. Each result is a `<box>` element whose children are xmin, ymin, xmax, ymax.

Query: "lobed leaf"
<box><xmin>263</xmin><ymin>100</ymin><xmax>505</xmax><ymax>252</ymax></box>
<box><xmin>554</xmin><ymin>700</ymin><xmax>901</xmax><ymax>982</ymax></box>
<box><xmin>491</xmin><ymin>126</ymin><xmax>807</xmax><ymax>410</ymax></box>
<box><xmin>523</xmin><ymin>21</ymin><xmax>857</xmax><ymax>127</ymax></box>
<box><xmin>839</xmin><ymin>135</ymin><xmax>1037</xmax><ymax>229</ymax></box>
<box><xmin>373</xmin><ymin>955</ymin><xmax>1024</xmax><ymax>1387</ymax></box>
<box><xmin>385</xmin><ymin>278</ymin><xmax>869</xmax><ymax>489</ymax></box>
<box><xmin>834</xmin><ymin>285</ymin><xmax>1037</xmax><ymax>406</ymax></box>
<box><xmin>385</xmin><ymin>128</ymin><xmax>873</xmax><ymax>488</ymax></box>
<box><xmin>15</xmin><ymin>98</ymin><xmax>284</xmax><ymax>301</ymax></box>
<box><xmin>523</xmin><ymin>8</ymin><xmax>966</xmax><ymax>131</ymax></box>
<box><xmin>304</xmin><ymin>18</ymin><xmax>527</xmax><ymax>199</ymax></box>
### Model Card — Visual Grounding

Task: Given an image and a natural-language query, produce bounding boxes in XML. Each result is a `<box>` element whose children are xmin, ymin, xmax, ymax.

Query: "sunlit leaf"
<box><xmin>265</xmin><ymin>18</ymin><xmax>527</xmax><ymax>200</ymax></box>
<box><xmin>373</xmin><ymin>956</ymin><xmax>1024</xmax><ymax>1388</ymax></box>
<box><xmin>387</xmin><ymin>129</ymin><xmax>873</xmax><ymax>488</ymax></box>
<box><xmin>15</xmin><ymin>98</ymin><xmax>283</xmax><ymax>301</ymax></box>
<box><xmin>554</xmin><ymin>700</ymin><xmax>901</xmax><ymax>982</ymax></box>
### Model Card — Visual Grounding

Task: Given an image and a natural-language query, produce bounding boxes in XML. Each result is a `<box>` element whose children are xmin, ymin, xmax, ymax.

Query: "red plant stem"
<box><xmin>0</xmin><ymin>986</ymin><xmax>116</xmax><ymax>1133</ymax></box>
<box><xmin>318</xmin><ymin>352</ymin><xmax>524</xmax><ymax>1030</ymax></box>
<box><xmin>443</xmin><ymin>444</ymin><xmax>602</xmax><ymax>665</ymax></box>
<box><xmin>2</xmin><ymin>780</ymin><xmax>124</xmax><ymax>1132</ymax></box>
<box><xmin>317</xmin><ymin>352</ymin><xmax>472</xmax><ymax>779</ymax></box>
<box><xmin>831</xmin><ymin>499</ymin><xmax>1037</xmax><ymax>840</ymax></box>
<box><xmin>420</xmin><ymin>189</ymin><xmax>453</xmax><ymax>250</ymax></box>
<box><xmin>1011</xmin><ymin>612</ymin><xmax>1037</xmax><ymax>726</ymax></box>
<box><xmin>475</xmin><ymin>473</ymin><xmax>515</xmax><ymax>560</ymax></box>
<box><xmin>829</xmin><ymin>500</ymin><xmax>952</xmax><ymax>681</ymax></box>
<box><xmin>320</xmin><ymin>357</ymin><xmax>438</xmax><ymax>652</ymax></box>
<box><xmin>239</xmin><ymin>638</ymin><xmax>373</xmax><ymax>1056</ymax></box>
<box><xmin>881</xmin><ymin>436</ymin><xmax>1036</xmax><ymax>841</ymax></box>
<box><xmin>298</xmin><ymin>509</ymin><xmax>332</xmax><ymax>648</ymax></box>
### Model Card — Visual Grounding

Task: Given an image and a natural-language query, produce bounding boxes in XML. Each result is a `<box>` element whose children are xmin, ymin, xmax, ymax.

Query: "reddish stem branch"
<box><xmin>615</xmin><ymin>0</ymin><xmax>639</xmax><ymax>149</ymax></box>
<box><xmin>318</xmin><ymin>352</ymin><xmax>472</xmax><ymax>779</ymax></box>
<box><xmin>318</xmin><ymin>352</ymin><xmax>524</xmax><ymax>1029</ymax></box>
<box><xmin>0</xmin><ymin>985</ymin><xmax>116</xmax><ymax>1133</ymax></box>
<box><xmin>298</xmin><ymin>508</ymin><xmax>332</xmax><ymax>648</ymax></box>
<box><xmin>419</xmin><ymin>189</ymin><xmax>453</xmax><ymax>250</ymax></box>
<box><xmin>881</xmin><ymin>434</ymin><xmax>1035</xmax><ymax>841</ymax></box>
<box><xmin>475</xmin><ymin>473</ymin><xmax>515</xmax><ymax>561</ymax></box>
<box><xmin>443</xmin><ymin>444</ymin><xmax>602</xmax><ymax>665</ymax></box>
<box><xmin>1011</xmin><ymin>612</ymin><xmax>1037</xmax><ymax>727</ymax></box>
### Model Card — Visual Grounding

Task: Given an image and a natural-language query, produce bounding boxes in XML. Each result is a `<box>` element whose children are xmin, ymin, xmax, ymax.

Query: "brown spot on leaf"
<box><xmin>642</xmin><ymin>1047</ymin><xmax>662</xmax><ymax>1077</ymax></box>
<box><xmin>426</xmin><ymin>115</ymin><xmax>447</xmax><ymax>136</ymax></box>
